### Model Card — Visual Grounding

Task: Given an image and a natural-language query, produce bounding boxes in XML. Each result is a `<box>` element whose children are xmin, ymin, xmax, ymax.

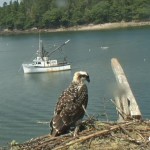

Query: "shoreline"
<box><xmin>0</xmin><ymin>21</ymin><xmax>150</xmax><ymax>35</ymax></box>
<box><xmin>51</xmin><ymin>21</ymin><xmax>150</xmax><ymax>32</ymax></box>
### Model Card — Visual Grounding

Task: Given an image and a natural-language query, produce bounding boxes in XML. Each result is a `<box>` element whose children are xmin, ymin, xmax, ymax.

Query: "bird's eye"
<box><xmin>80</xmin><ymin>75</ymin><xmax>86</xmax><ymax>78</ymax></box>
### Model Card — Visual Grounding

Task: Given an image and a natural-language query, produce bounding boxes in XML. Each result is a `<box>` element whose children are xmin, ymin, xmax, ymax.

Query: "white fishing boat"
<box><xmin>22</xmin><ymin>39</ymin><xmax>71</xmax><ymax>73</ymax></box>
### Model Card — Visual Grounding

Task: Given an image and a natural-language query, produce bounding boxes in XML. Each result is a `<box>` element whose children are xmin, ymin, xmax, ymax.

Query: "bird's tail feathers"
<box><xmin>50</xmin><ymin>115</ymin><xmax>68</xmax><ymax>136</ymax></box>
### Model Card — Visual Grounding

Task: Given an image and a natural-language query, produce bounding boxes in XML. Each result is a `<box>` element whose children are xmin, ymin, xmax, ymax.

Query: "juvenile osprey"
<box><xmin>50</xmin><ymin>71</ymin><xmax>90</xmax><ymax>136</ymax></box>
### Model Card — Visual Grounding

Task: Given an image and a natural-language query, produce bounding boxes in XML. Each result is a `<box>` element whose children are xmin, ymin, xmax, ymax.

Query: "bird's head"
<box><xmin>73</xmin><ymin>71</ymin><xmax>90</xmax><ymax>84</ymax></box>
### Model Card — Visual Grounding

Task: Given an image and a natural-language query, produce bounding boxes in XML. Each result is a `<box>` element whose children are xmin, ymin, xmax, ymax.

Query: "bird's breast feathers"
<box><xmin>55</xmin><ymin>83</ymin><xmax>88</xmax><ymax>115</ymax></box>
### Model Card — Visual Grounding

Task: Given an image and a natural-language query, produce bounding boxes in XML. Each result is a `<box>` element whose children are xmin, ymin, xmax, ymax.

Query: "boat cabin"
<box><xmin>33</xmin><ymin>57</ymin><xmax>58</xmax><ymax>67</ymax></box>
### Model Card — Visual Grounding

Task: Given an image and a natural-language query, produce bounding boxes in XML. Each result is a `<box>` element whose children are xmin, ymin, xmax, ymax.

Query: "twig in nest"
<box><xmin>82</xmin><ymin>105</ymin><xmax>90</xmax><ymax>118</ymax></box>
<box><xmin>119</xmin><ymin>125</ymin><xmax>144</xmax><ymax>145</ymax></box>
<box><xmin>135</xmin><ymin>130</ymin><xmax>146</xmax><ymax>142</ymax></box>
<box><xmin>110</xmin><ymin>99</ymin><xmax>133</xmax><ymax>120</ymax></box>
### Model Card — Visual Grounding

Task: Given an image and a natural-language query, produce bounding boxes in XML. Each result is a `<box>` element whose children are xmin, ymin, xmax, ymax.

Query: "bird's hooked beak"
<box><xmin>86</xmin><ymin>75</ymin><xmax>90</xmax><ymax>83</ymax></box>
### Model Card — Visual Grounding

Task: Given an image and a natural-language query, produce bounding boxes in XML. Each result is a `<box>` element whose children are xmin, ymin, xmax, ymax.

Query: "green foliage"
<box><xmin>0</xmin><ymin>0</ymin><xmax>149</xmax><ymax>30</ymax></box>
<box><xmin>42</xmin><ymin>8</ymin><xmax>62</xmax><ymax>28</ymax></box>
<box><xmin>90</xmin><ymin>1</ymin><xmax>110</xmax><ymax>24</ymax></box>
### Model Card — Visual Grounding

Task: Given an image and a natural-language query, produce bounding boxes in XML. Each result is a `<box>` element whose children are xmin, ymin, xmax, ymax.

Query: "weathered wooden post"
<box><xmin>111</xmin><ymin>58</ymin><xmax>142</xmax><ymax>121</ymax></box>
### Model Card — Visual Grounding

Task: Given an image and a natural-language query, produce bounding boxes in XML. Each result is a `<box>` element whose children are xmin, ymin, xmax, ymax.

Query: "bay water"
<box><xmin>0</xmin><ymin>27</ymin><xmax>150</xmax><ymax>145</ymax></box>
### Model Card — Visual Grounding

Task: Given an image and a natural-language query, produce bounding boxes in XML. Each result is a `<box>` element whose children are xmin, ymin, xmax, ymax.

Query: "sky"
<box><xmin>0</xmin><ymin>0</ymin><xmax>14</xmax><ymax>7</ymax></box>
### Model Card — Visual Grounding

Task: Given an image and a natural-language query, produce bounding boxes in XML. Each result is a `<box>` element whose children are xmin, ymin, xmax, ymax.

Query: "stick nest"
<box><xmin>10</xmin><ymin>118</ymin><xmax>150</xmax><ymax>150</ymax></box>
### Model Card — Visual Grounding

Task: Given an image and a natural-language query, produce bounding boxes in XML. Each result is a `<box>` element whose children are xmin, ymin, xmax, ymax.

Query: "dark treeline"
<box><xmin>0</xmin><ymin>0</ymin><xmax>150</xmax><ymax>30</ymax></box>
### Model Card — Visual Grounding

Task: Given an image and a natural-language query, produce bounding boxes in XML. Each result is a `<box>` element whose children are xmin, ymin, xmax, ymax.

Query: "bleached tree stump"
<box><xmin>111</xmin><ymin>58</ymin><xmax>142</xmax><ymax>121</ymax></box>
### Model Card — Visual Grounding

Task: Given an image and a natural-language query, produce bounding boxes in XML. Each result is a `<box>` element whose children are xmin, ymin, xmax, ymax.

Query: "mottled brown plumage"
<box><xmin>50</xmin><ymin>71</ymin><xmax>90</xmax><ymax>136</ymax></box>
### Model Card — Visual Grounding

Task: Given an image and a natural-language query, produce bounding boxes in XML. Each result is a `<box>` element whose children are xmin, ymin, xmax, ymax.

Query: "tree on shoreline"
<box><xmin>0</xmin><ymin>0</ymin><xmax>150</xmax><ymax>30</ymax></box>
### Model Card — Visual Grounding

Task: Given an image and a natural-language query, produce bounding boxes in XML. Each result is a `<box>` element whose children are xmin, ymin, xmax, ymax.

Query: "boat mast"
<box><xmin>37</xmin><ymin>32</ymin><xmax>45</xmax><ymax>58</ymax></box>
<box><xmin>39</xmin><ymin>32</ymin><xmax>40</xmax><ymax>51</ymax></box>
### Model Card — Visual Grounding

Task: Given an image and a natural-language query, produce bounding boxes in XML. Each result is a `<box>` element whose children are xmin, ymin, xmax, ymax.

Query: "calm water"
<box><xmin>0</xmin><ymin>27</ymin><xmax>150</xmax><ymax>145</ymax></box>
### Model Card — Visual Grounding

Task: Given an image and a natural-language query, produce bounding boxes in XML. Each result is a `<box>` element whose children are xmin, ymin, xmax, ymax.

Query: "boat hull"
<box><xmin>22</xmin><ymin>64</ymin><xmax>71</xmax><ymax>73</ymax></box>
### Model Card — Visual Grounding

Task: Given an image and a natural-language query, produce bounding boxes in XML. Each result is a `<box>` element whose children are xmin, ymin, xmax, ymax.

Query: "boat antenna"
<box><xmin>47</xmin><ymin>40</ymin><xmax>70</xmax><ymax>57</ymax></box>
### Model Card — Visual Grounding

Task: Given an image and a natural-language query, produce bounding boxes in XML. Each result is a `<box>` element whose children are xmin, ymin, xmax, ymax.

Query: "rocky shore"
<box><xmin>0</xmin><ymin>21</ymin><xmax>150</xmax><ymax>35</ymax></box>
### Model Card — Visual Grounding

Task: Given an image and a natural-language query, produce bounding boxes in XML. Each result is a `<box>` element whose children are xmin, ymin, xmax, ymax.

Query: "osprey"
<box><xmin>50</xmin><ymin>71</ymin><xmax>90</xmax><ymax>136</ymax></box>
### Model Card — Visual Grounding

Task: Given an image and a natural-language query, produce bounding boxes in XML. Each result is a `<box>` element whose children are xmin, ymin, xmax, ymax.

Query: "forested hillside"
<box><xmin>0</xmin><ymin>0</ymin><xmax>150</xmax><ymax>30</ymax></box>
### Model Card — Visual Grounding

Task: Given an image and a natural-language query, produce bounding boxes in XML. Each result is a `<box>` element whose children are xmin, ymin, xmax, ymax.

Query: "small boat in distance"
<box><xmin>22</xmin><ymin>39</ymin><xmax>71</xmax><ymax>73</ymax></box>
